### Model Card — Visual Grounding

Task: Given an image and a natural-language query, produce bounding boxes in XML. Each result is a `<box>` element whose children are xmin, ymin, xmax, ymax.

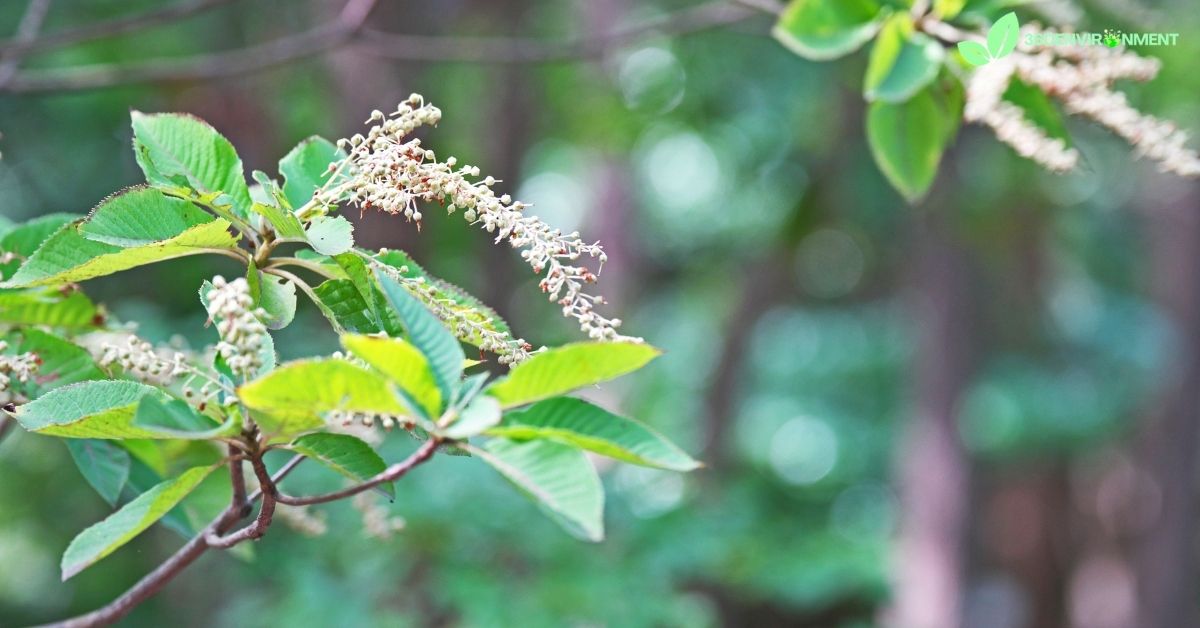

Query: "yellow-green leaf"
<box><xmin>488</xmin><ymin>397</ymin><xmax>700</xmax><ymax>471</ymax></box>
<box><xmin>61</xmin><ymin>465</ymin><xmax>216</xmax><ymax>579</ymax></box>
<box><xmin>486</xmin><ymin>342</ymin><xmax>661</xmax><ymax>409</ymax></box>
<box><xmin>341</xmin><ymin>334</ymin><xmax>442</xmax><ymax>419</ymax></box>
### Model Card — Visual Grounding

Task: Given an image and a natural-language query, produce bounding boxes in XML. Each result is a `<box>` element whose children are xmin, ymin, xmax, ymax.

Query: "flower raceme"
<box><xmin>206</xmin><ymin>276</ymin><xmax>269</xmax><ymax>378</ymax></box>
<box><xmin>0</xmin><ymin>341</ymin><xmax>39</xmax><ymax>405</ymax></box>
<box><xmin>965</xmin><ymin>24</ymin><xmax>1200</xmax><ymax>177</ymax></box>
<box><xmin>313</xmin><ymin>94</ymin><xmax>636</xmax><ymax>344</ymax></box>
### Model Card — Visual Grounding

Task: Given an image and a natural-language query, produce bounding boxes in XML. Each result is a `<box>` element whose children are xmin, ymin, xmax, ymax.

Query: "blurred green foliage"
<box><xmin>2</xmin><ymin>0</ymin><xmax>1198</xmax><ymax>626</ymax></box>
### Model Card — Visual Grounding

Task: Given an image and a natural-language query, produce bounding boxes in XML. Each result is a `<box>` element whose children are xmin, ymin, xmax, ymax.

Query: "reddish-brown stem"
<box><xmin>205</xmin><ymin>454</ymin><xmax>277</xmax><ymax>548</ymax></box>
<box><xmin>34</xmin><ymin>506</ymin><xmax>242</xmax><ymax>628</ymax></box>
<box><xmin>276</xmin><ymin>438</ymin><xmax>440</xmax><ymax>506</ymax></box>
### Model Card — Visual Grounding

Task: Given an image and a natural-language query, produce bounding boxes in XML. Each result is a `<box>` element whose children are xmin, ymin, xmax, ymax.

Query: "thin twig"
<box><xmin>0</xmin><ymin>0</ymin><xmax>53</xmax><ymax>88</ymax></box>
<box><xmin>276</xmin><ymin>437</ymin><xmax>439</xmax><ymax>506</ymax></box>
<box><xmin>1</xmin><ymin>0</ymin><xmax>377</xmax><ymax>94</ymax></box>
<box><xmin>265</xmin><ymin>256</ymin><xmax>339</xmax><ymax>280</ymax></box>
<box><xmin>359</xmin><ymin>1</ymin><xmax>759</xmax><ymax>64</ymax></box>
<box><xmin>204</xmin><ymin>454</ymin><xmax>277</xmax><ymax>547</ymax></box>
<box><xmin>34</xmin><ymin>506</ymin><xmax>242</xmax><ymax>628</ymax></box>
<box><xmin>0</xmin><ymin>0</ymin><xmax>237</xmax><ymax>57</ymax></box>
<box><xmin>247</xmin><ymin>454</ymin><xmax>305</xmax><ymax>504</ymax></box>
<box><xmin>0</xmin><ymin>0</ymin><xmax>762</xmax><ymax>94</ymax></box>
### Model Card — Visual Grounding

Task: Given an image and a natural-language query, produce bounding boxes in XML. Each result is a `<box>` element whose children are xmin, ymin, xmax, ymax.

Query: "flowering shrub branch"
<box><xmin>0</xmin><ymin>100</ymin><xmax>695</xmax><ymax>627</ymax></box>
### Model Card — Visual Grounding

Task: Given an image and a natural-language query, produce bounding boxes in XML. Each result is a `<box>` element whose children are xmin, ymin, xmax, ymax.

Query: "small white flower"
<box><xmin>966</xmin><ymin>23</ymin><xmax>1200</xmax><ymax>177</ymax></box>
<box><xmin>0</xmin><ymin>340</ymin><xmax>39</xmax><ymax>405</ymax></box>
<box><xmin>206</xmin><ymin>276</ymin><xmax>269</xmax><ymax>378</ymax></box>
<box><xmin>317</xmin><ymin>94</ymin><xmax>641</xmax><ymax>351</ymax></box>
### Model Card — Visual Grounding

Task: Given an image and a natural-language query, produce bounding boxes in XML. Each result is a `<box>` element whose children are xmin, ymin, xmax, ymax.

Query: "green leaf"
<box><xmin>375</xmin><ymin>270</ymin><xmax>464</xmax><ymax>403</ymax></box>
<box><xmin>79</xmin><ymin>187</ymin><xmax>215</xmax><ymax>247</ymax></box>
<box><xmin>251</xmin><ymin>202</ymin><xmax>307</xmax><ymax>239</ymax></box>
<box><xmin>130</xmin><ymin>111</ymin><xmax>252</xmax><ymax>218</ymax></box>
<box><xmin>470</xmin><ymin>438</ymin><xmax>604</xmax><ymax>542</ymax></box>
<box><xmin>0</xmin><ymin>288</ymin><xmax>100</xmax><ymax>328</ymax></box>
<box><xmin>489</xmin><ymin>398</ymin><xmax>700</xmax><ymax>471</ymax></box>
<box><xmin>2</xmin><ymin>217</ymin><xmax>237</xmax><ymax>288</ymax></box>
<box><xmin>341</xmin><ymin>334</ymin><xmax>442</xmax><ymax>419</ymax></box>
<box><xmin>0</xmin><ymin>213</ymin><xmax>79</xmax><ymax>279</ymax></box>
<box><xmin>443</xmin><ymin>395</ymin><xmax>501</xmax><ymax>440</ymax></box>
<box><xmin>375</xmin><ymin>249</ymin><xmax>514</xmax><ymax>347</ymax></box>
<box><xmin>986</xmin><ymin>11</ymin><xmax>1019</xmax><ymax>59</ymax></box>
<box><xmin>486</xmin><ymin>342</ymin><xmax>661</xmax><ymax>409</ymax></box>
<box><xmin>290</xmin><ymin>433</ymin><xmax>393</xmax><ymax>499</ymax></box>
<box><xmin>956</xmin><ymin>40</ymin><xmax>991</xmax><ymax>66</ymax></box>
<box><xmin>61</xmin><ymin>465</ymin><xmax>216</xmax><ymax>580</ymax></box>
<box><xmin>132</xmin><ymin>396</ymin><xmax>237</xmax><ymax>440</ymax></box>
<box><xmin>934</xmin><ymin>0</ymin><xmax>967</xmax><ymax>19</ymax></box>
<box><xmin>14</xmin><ymin>380</ymin><xmax>175</xmax><ymax>439</ymax></box>
<box><xmin>1003</xmin><ymin>76</ymin><xmax>1071</xmax><ymax>143</ymax></box>
<box><xmin>238</xmin><ymin>359</ymin><xmax>408</xmax><ymax>436</ymax></box>
<box><xmin>772</xmin><ymin>0</ymin><xmax>887</xmax><ymax>61</ymax></box>
<box><xmin>246</xmin><ymin>263</ymin><xmax>297</xmax><ymax>330</ymax></box>
<box><xmin>6</xmin><ymin>328</ymin><xmax>104</xmax><ymax>390</ymax></box>
<box><xmin>333</xmin><ymin>253</ymin><xmax>401</xmax><ymax>336</ymax></box>
<box><xmin>65</xmin><ymin>439</ymin><xmax>131</xmax><ymax>507</ymax></box>
<box><xmin>306</xmin><ymin>215</ymin><xmax>354</xmax><ymax>256</ymax></box>
<box><xmin>280</xmin><ymin>136</ymin><xmax>342</xmax><ymax>209</ymax></box>
<box><xmin>866</xmin><ymin>84</ymin><xmax>960</xmax><ymax>203</ymax></box>
<box><xmin>864</xmin><ymin>15</ymin><xmax>944</xmax><ymax>103</ymax></box>
<box><xmin>313</xmin><ymin>278</ymin><xmax>378</xmax><ymax>333</ymax></box>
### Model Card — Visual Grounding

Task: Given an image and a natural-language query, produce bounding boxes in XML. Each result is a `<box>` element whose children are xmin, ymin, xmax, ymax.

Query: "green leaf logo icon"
<box><xmin>958</xmin><ymin>12</ymin><xmax>1019</xmax><ymax>67</ymax></box>
<box><xmin>986</xmin><ymin>12</ymin><xmax>1019</xmax><ymax>59</ymax></box>
<box><xmin>957</xmin><ymin>41</ymin><xmax>991</xmax><ymax>66</ymax></box>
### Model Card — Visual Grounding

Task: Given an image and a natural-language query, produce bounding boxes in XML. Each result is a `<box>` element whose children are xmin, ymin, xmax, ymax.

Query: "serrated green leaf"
<box><xmin>0</xmin><ymin>213</ymin><xmax>79</xmax><ymax>279</ymax></box>
<box><xmin>376</xmin><ymin>249</ymin><xmax>514</xmax><ymax>346</ymax></box>
<box><xmin>306</xmin><ymin>215</ymin><xmax>354</xmax><ymax>256</ymax></box>
<box><xmin>65</xmin><ymin>439</ymin><xmax>131</xmax><ymax>507</ymax></box>
<box><xmin>313</xmin><ymin>279</ymin><xmax>378</xmax><ymax>333</ymax></box>
<box><xmin>130</xmin><ymin>111</ymin><xmax>252</xmax><ymax>218</ymax></box>
<box><xmin>132</xmin><ymin>396</ymin><xmax>237</xmax><ymax>440</ymax></box>
<box><xmin>6</xmin><ymin>328</ymin><xmax>104</xmax><ymax>391</ymax></box>
<box><xmin>341</xmin><ymin>334</ymin><xmax>442</xmax><ymax>419</ymax></box>
<box><xmin>333</xmin><ymin>253</ymin><xmax>401</xmax><ymax>336</ymax></box>
<box><xmin>486</xmin><ymin>342</ymin><xmax>660</xmax><ymax>409</ymax></box>
<box><xmin>246</xmin><ymin>263</ymin><xmax>297</xmax><ymax>330</ymax></box>
<box><xmin>986</xmin><ymin>11</ymin><xmax>1019</xmax><ymax>59</ymax></box>
<box><xmin>470</xmin><ymin>438</ymin><xmax>604</xmax><ymax>542</ymax></box>
<box><xmin>238</xmin><ymin>359</ymin><xmax>408</xmax><ymax>436</ymax></box>
<box><xmin>61</xmin><ymin>465</ymin><xmax>216</xmax><ymax>580</ymax></box>
<box><xmin>79</xmin><ymin>187</ymin><xmax>214</xmax><ymax>247</ymax></box>
<box><xmin>0</xmin><ymin>288</ymin><xmax>100</xmax><ymax>328</ymax></box>
<box><xmin>14</xmin><ymin>380</ymin><xmax>178</xmax><ymax>439</ymax></box>
<box><xmin>375</xmin><ymin>270</ymin><xmax>465</xmax><ymax>404</ymax></box>
<box><xmin>772</xmin><ymin>0</ymin><xmax>887</xmax><ymax>61</ymax></box>
<box><xmin>864</xmin><ymin>15</ymin><xmax>944</xmax><ymax>103</ymax></box>
<box><xmin>866</xmin><ymin>84</ymin><xmax>960</xmax><ymax>203</ymax></box>
<box><xmin>290</xmin><ymin>432</ymin><xmax>393</xmax><ymax>499</ymax></box>
<box><xmin>489</xmin><ymin>397</ymin><xmax>700</xmax><ymax>471</ymax></box>
<box><xmin>956</xmin><ymin>40</ymin><xmax>991</xmax><ymax>66</ymax></box>
<box><xmin>280</xmin><ymin>136</ymin><xmax>342</xmax><ymax>209</ymax></box>
<box><xmin>2</xmin><ymin>217</ymin><xmax>237</xmax><ymax>288</ymax></box>
<box><xmin>443</xmin><ymin>395</ymin><xmax>501</xmax><ymax>440</ymax></box>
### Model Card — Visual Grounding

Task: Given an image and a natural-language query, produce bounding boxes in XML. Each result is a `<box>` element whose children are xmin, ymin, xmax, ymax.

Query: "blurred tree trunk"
<box><xmin>887</xmin><ymin>208</ymin><xmax>977</xmax><ymax>628</ymax></box>
<box><xmin>1133</xmin><ymin>178</ymin><xmax>1200</xmax><ymax>628</ymax></box>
